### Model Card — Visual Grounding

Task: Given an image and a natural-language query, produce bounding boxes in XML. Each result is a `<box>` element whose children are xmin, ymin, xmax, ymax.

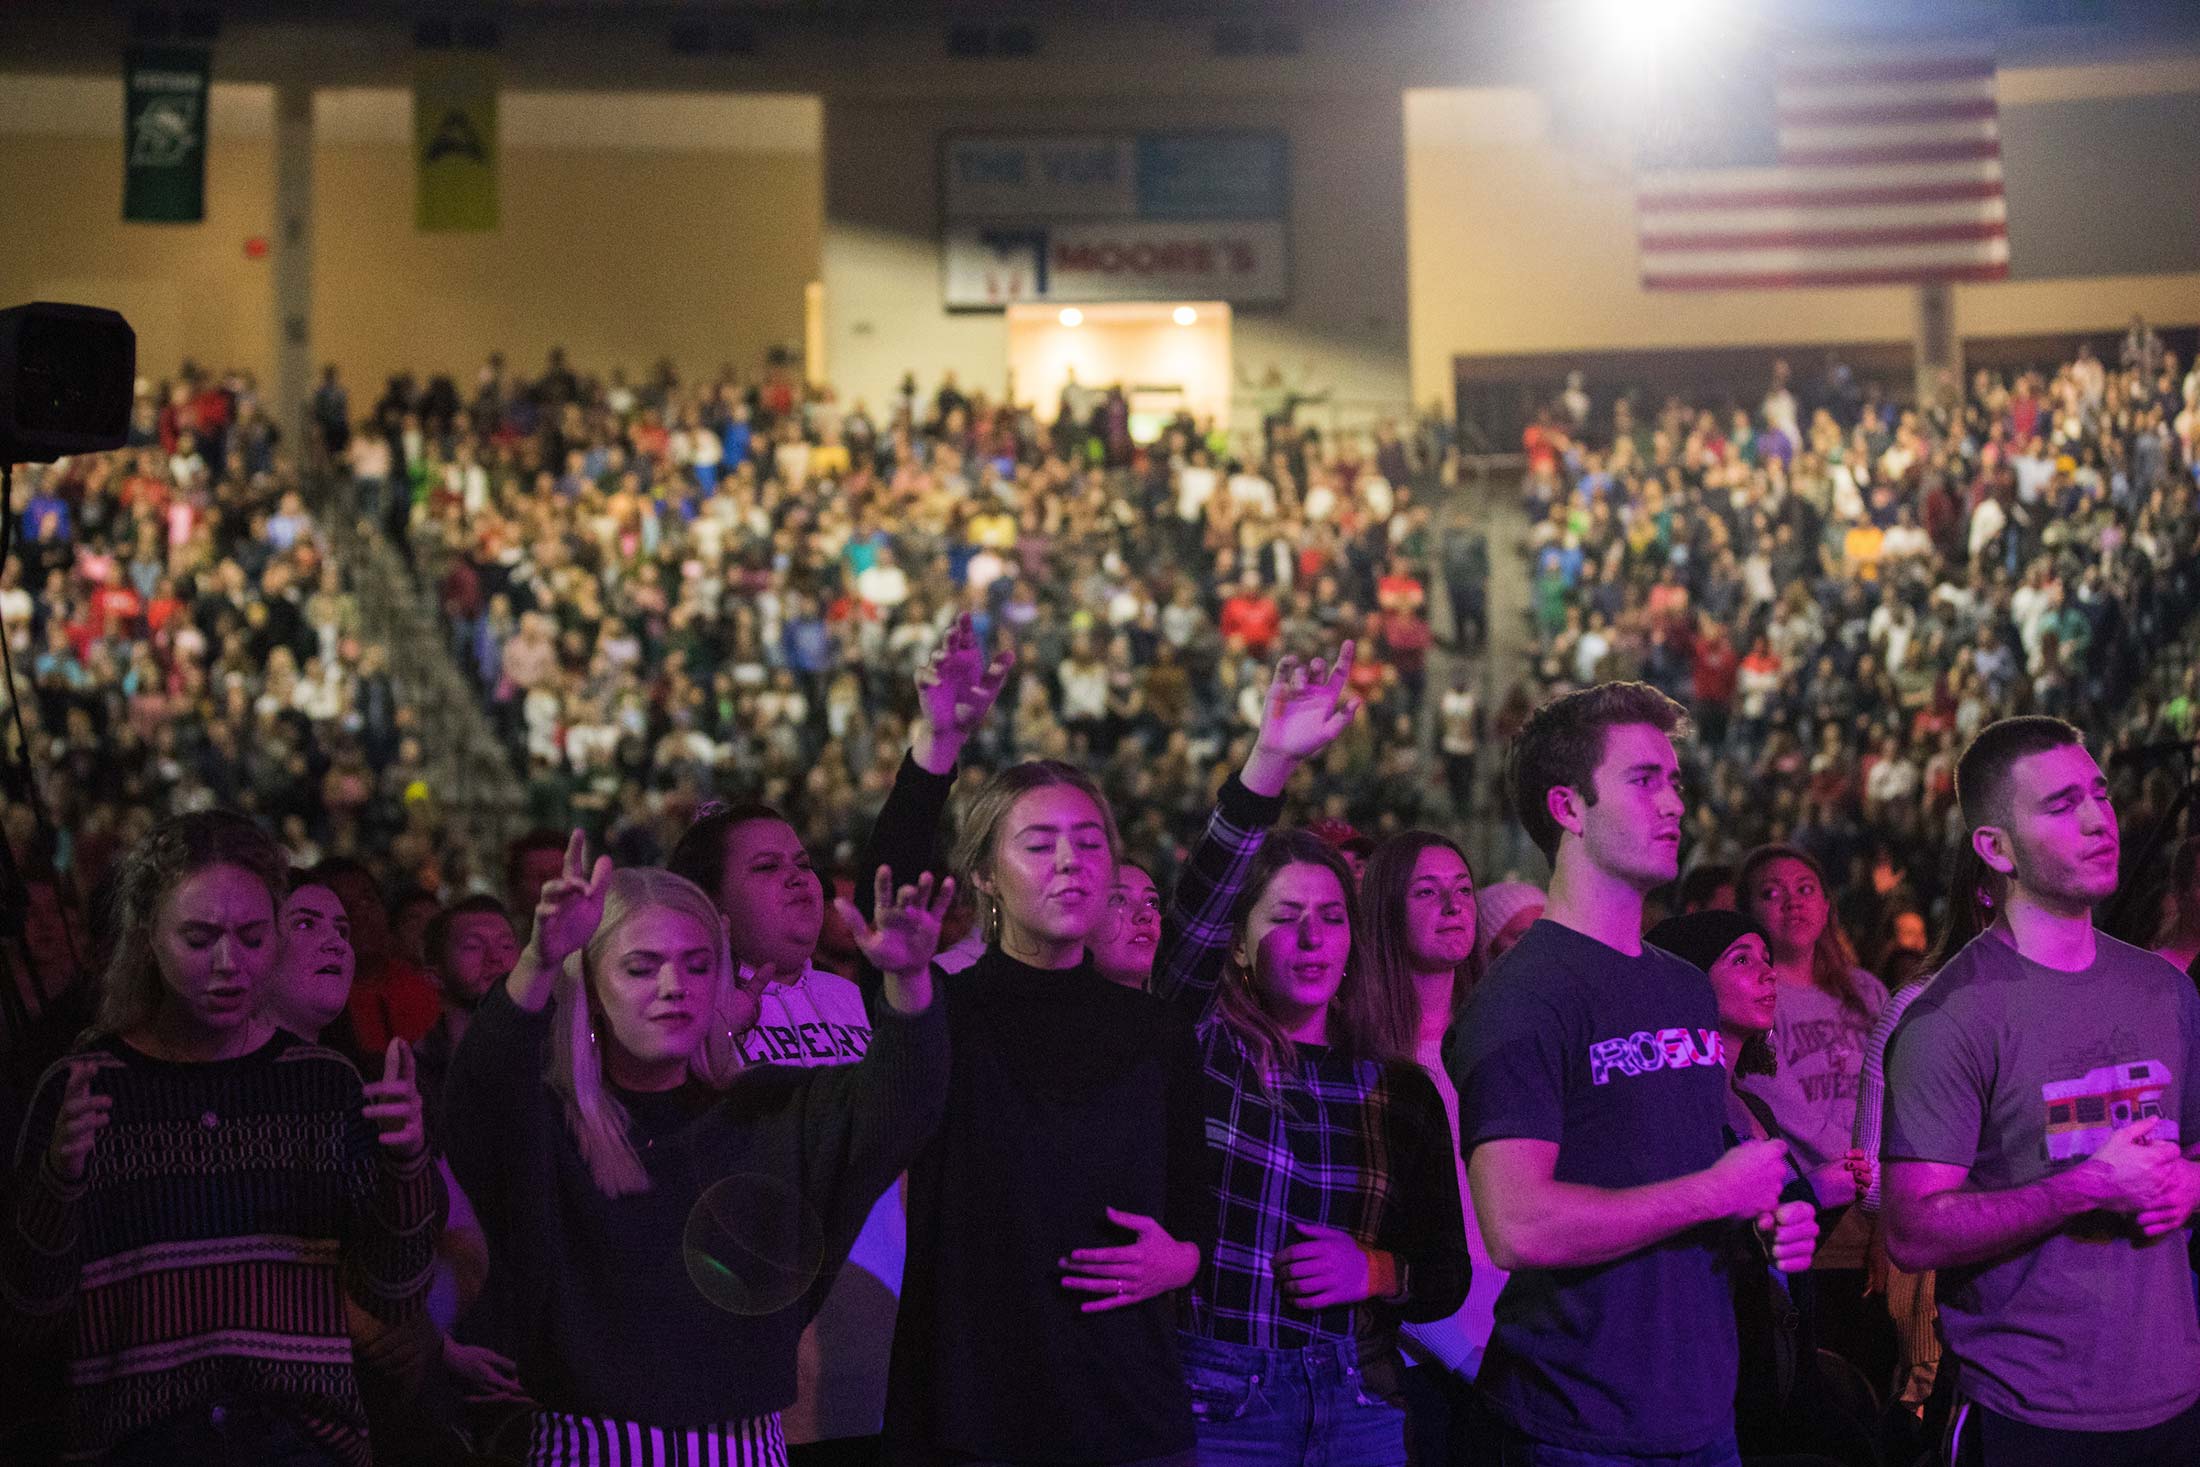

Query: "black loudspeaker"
<box><xmin>0</xmin><ymin>303</ymin><xmax>136</xmax><ymax>464</ymax></box>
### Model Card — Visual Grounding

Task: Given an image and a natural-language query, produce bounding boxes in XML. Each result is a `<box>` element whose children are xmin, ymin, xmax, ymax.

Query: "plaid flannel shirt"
<box><xmin>1153</xmin><ymin>775</ymin><xmax>1465</xmax><ymax>1349</ymax></box>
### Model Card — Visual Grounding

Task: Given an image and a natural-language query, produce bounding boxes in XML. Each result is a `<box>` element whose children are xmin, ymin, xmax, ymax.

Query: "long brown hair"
<box><xmin>947</xmin><ymin>760</ymin><xmax>1120</xmax><ymax>945</ymax></box>
<box><xmin>1215</xmin><ymin>830</ymin><xmax>1395</xmax><ymax>1091</ymax></box>
<box><xmin>1738</xmin><ymin>843</ymin><xmax>1874</xmax><ymax>1017</ymax></box>
<box><xmin>1358</xmin><ymin>830</ymin><xmax>1482</xmax><ymax>1059</ymax></box>
<box><xmin>95</xmin><ymin>810</ymin><xmax>290</xmax><ymax>1037</ymax></box>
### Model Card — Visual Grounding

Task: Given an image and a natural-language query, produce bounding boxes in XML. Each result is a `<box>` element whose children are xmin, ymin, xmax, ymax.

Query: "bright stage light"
<box><xmin>1582</xmin><ymin>0</ymin><xmax>1729</xmax><ymax>69</ymax></box>
<box><xmin>1173</xmin><ymin>306</ymin><xmax>1198</xmax><ymax>326</ymax></box>
<box><xmin>1059</xmin><ymin>307</ymin><xmax>1084</xmax><ymax>327</ymax></box>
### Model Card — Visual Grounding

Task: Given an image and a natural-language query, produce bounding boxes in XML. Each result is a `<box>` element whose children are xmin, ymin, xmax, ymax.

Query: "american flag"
<box><xmin>1635</xmin><ymin>45</ymin><xmax>2009</xmax><ymax>290</ymax></box>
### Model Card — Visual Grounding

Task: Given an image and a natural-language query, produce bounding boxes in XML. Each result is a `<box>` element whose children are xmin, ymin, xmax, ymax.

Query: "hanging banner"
<box><xmin>414</xmin><ymin>56</ymin><xmax>498</xmax><ymax>232</ymax></box>
<box><xmin>123</xmin><ymin>47</ymin><xmax>210</xmax><ymax>223</ymax></box>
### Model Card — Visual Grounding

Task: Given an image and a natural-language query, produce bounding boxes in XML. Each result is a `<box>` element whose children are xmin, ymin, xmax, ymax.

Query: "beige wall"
<box><xmin>1406</xmin><ymin>62</ymin><xmax>2200</xmax><ymax>409</ymax></box>
<box><xmin>822</xmin><ymin>94</ymin><xmax>1412</xmax><ymax>435</ymax></box>
<box><xmin>0</xmin><ymin>80</ymin><xmax>821</xmax><ymax>403</ymax></box>
<box><xmin>313</xmin><ymin>142</ymin><xmax>818</xmax><ymax>400</ymax></box>
<box><xmin>0</xmin><ymin>132</ymin><xmax>278</xmax><ymax>388</ymax></box>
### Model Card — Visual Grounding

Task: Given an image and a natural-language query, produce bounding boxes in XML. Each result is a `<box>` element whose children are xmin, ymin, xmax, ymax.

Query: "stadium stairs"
<box><xmin>310</xmin><ymin>478</ymin><xmax>527</xmax><ymax>862</ymax></box>
<box><xmin>1437</xmin><ymin>452</ymin><xmax>1533</xmax><ymax>883</ymax></box>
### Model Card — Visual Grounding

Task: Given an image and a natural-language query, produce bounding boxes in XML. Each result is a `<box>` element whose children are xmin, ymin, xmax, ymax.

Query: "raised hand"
<box><xmin>532</xmin><ymin>830</ymin><xmax>612</xmax><ymax>973</ymax></box>
<box><xmin>1059</xmin><ymin>1207</ymin><xmax>1200</xmax><ymax>1314</ymax></box>
<box><xmin>913</xmin><ymin>613</ymin><xmax>1015</xmax><ymax>773</ymax></box>
<box><xmin>46</xmin><ymin>1059</ymin><xmax>113</xmax><ymax>1185</ymax></box>
<box><xmin>1275</xmin><ymin>1221</ymin><xmax>1384</xmax><ymax>1310</ymax></box>
<box><xmin>836</xmin><ymin>868</ymin><xmax>956</xmax><ymax>981</ymax></box>
<box><xmin>364</xmin><ymin>1037</ymin><xmax>427</xmax><ymax>1163</ymax></box>
<box><xmin>1242</xmin><ymin>642</ymin><xmax>1361</xmax><ymax>796</ymax></box>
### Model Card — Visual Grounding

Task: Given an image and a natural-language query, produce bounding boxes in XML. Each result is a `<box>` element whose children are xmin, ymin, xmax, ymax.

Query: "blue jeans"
<box><xmin>1179</xmin><ymin>1332</ymin><xmax>1408</xmax><ymax>1467</ymax></box>
<box><xmin>1484</xmin><ymin>1425</ymin><xmax>1742</xmax><ymax>1467</ymax></box>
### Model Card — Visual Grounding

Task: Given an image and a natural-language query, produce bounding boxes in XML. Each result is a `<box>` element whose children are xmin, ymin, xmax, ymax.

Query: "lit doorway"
<box><xmin>1005</xmin><ymin>301</ymin><xmax>1231</xmax><ymax>444</ymax></box>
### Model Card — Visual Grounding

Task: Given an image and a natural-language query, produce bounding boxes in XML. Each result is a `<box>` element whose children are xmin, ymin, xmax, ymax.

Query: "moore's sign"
<box><xmin>941</xmin><ymin>130</ymin><xmax>1289</xmax><ymax>308</ymax></box>
<box><xmin>942</xmin><ymin>220</ymin><xmax>1288</xmax><ymax>306</ymax></box>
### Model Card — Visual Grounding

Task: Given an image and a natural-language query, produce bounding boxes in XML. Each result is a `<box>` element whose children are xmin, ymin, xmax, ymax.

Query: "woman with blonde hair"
<box><xmin>444</xmin><ymin>836</ymin><xmax>952</xmax><ymax>1465</ymax></box>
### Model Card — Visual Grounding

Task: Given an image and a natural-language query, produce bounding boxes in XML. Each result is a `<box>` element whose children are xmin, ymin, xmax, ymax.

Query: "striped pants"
<box><xmin>528</xmin><ymin>1410</ymin><xmax>788</xmax><ymax>1466</ymax></box>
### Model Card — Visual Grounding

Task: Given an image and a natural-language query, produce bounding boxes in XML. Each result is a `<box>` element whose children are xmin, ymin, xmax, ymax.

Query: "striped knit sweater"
<box><xmin>2</xmin><ymin>1030</ymin><xmax>445</xmax><ymax>1465</ymax></box>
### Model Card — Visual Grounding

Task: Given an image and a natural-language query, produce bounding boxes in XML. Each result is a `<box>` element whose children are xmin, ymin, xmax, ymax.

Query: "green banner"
<box><xmin>123</xmin><ymin>46</ymin><xmax>209</xmax><ymax>224</ymax></box>
<box><xmin>415</xmin><ymin>56</ymin><xmax>499</xmax><ymax>232</ymax></box>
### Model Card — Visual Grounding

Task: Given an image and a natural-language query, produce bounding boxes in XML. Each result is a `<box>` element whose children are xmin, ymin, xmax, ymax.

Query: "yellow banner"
<box><xmin>414</xmin><ymin>56</ymin><xmax>497</xmax><ymax>232</ymax></box>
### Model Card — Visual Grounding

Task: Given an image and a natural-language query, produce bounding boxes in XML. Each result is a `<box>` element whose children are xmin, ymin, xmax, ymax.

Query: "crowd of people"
<box><xmin>4</xmin><ymin>334</ymin><xmax>2200</xmax><ymax>1467</ymax></box>
<box><xmin>1513</xmin><ymin>334</ymin><xmax>2200</xmax><ymax>967</ymax></box>
<box><xmin>348</xmin><ymin>350</ymin><xmax>1474</xmax><ymax>884</ymax></box>
<box><xmin>0</xmin><ymin>363</ymin><xmax>495</xmax><ymax>1065</ymax></box>
<box><xmin>6</xmin><ymin>637</ymin><xmax>2199</xmax><ymax>1467</ymax></box>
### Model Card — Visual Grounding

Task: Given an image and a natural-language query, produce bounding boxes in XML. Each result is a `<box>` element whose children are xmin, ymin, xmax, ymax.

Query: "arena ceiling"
<box><xmin>2</xmin><ymin>0</ymin><xmax>2195</xmax><ymax>94</ymax></box>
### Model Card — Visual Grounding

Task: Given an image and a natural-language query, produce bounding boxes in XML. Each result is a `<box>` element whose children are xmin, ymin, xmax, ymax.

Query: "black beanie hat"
<box><xmin>1646</xmin><ymin>909</ymin><xmax>1767</xmax><ymax>976</ymax></box>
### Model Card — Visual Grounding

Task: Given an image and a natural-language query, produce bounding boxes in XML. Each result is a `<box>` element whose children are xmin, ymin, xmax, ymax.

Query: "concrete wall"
<box><xmin>822</xmin><ymin>93</ymin><xmax>1412</xmax><ymax>430</ymax></box>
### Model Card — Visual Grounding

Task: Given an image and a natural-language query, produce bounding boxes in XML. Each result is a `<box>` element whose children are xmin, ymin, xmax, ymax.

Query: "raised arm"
<box><xmin>1152</xmin><ymin>641</ymin><xmax>1360</xmax><ymax>1011</ymax></box>
<box><xmin>344</xmin><ymin>1039</ymin><xmax>448</xmax><ymax>1326</ymax></box>
<box><xmin>505</xmin><ymin>830</ymin><xmax>611</xmax><ymax>1014</ymax></box>
<box><xmin>448</xmin><ymin>831</ymin><xmax>606</xmax><ymax>1217</ymax></box>
<box><xmin>859</xmin><ymin>614</ymin><xmax>1013</xmax><ymax>928</ymax></box>
<box><xmin>788</xmin><ymin>872</ymin><xmax>957</xmax><ymax>1267</ymax></box>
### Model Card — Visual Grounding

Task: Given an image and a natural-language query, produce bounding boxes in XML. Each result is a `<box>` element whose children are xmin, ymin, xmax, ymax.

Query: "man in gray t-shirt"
<box><xmin>1884</xmin><ymin>718</ymin><xmax>2200</xmax><ymax>1463</ymax></box>
<box><xmin>1887</xmin><ymin>930</ymin><xmax>2200</xmax><ymax>1430</ymax></box>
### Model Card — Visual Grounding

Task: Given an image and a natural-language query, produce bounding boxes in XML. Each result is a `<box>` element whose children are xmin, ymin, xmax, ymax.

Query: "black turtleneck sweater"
<box><xmin>863</xmin><ymin>756</ymin><xmax>1214</xmax><ymax>1465</ymax></box>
